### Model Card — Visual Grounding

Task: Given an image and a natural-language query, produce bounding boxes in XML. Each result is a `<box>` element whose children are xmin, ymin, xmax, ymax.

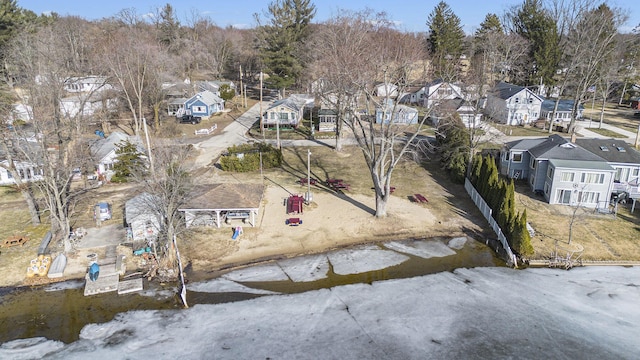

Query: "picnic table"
<box><xmin>299</xmin><ymin>177</ymin><xmax>318</xmax><ymax>186</ymax></box>
<box><xmin>2</xmin><ymin>235</ymin><xmax>28</xmax><ymax>248</ymax></box>
<box><xmin>285</xmin><ymin>218</ymin><xmax>303</xmax><ymax>226</ymax></box>
<box><xmin>371</xmin><ymin>186</ymin><xmax>396</xmax><ymax>194</ymax></box>
<box><xmin>413</xmin><ymin>193</ymin><xmax>428</xmax><ymax>203</ymax></box>
<box><xmin>326</xmin><ymin>178</ymin><xmax>350</xmax><ymax>191</ymax></box>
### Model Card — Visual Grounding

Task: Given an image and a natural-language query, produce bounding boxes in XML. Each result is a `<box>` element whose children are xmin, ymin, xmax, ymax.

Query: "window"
<box><xmin>561</xmin><ymin>172</ymin><xmax>575</xmax><ymax>182</ymax></box>
<box><xmin>632</xmin><ymin>168</ymin><xmax>639</xmax><ymax>177</ymax></box>
<box><xmin>581</xmin><ymin>172</ymin><xmax>605</xmax><ymax>184</ymax></box>
<box><xmin>556</xmin><ymin>189</ymin><xmax>572</xmax><ymax>204</ymax></box>
<box><xmin>505</xmin><ymin>152</ymin><xmax>510</xmax><ymax>161</ymax></box>
<box><xmin>279</xmin><ymin>112</ymin><xmax>288</xmax><ymax>120</ymax></box>
<box><xmin>578</xmin><ymin>191</ymin><xmax>599</xmax><ymax>204</ymax></box>
<box><xmin>530</xmin><ymin>158</ymin><xmax>536</xmax><ymax>169</ymax></box>
<box><xmin>514</xmin><ymin>97</ymin><xmax>520</xmax><ymax>103</ymax></box>
<box><xmin>544</xmin><ymin>182</ymin><xmax>550</xmax><ymax>194</ymax></box>
<box><xmin>547</xmin><ymin>167</ymin><xmax>554</xmax><ymax>179</ymax></box>
<box><xmin>512</xmin><ymin>152</ymin><xmax>522</xmax><ymax>162</ymax></box>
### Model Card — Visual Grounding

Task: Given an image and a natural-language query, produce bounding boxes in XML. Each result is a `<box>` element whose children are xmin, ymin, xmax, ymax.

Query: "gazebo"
<box><xmin>178</xmin><ymin>183</ymin><xmax>264</xmax><ymax>228</ymax></box>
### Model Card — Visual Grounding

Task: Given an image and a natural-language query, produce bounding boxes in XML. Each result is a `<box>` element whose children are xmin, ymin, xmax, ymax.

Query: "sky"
<box><xmin>17</xmin><ymin>0</ymin><xmax>640</xmax><ymax>34</ymax></box>
<box><xmin>0</xmin><ymin>239</ymin><xmax>638</xmax><ymax>359</ymax></box>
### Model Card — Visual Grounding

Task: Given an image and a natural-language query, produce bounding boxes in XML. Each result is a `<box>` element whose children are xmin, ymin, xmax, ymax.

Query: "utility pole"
<box><xmin>142</xmin><ymin>117</ymin><xmax>154</xmax><ymax>177</ymax></box>
<box><xmin>239</xmin><ymin>65</ymin><xmax>244</xmax><ymax>108</ymax></box>
<box><xmin>244</xmin><ymin>84</ymin><xmax>247</xmax><ymax>108</ymax></box>
<box><xmin>260</xmin><ymin>71</ymin><xmax>263</xmax><ymax>135</ymax></box>
<box><xmin>306</xmin><ymin>149</ymin><xmax>312</xmax><ymax>204</ymax></box>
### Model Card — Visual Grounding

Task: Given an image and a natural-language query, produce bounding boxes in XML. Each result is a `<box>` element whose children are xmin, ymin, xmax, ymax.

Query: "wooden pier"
<box><xmin>84</xmin><ymin>245</ymin><xmax>143</xmax><ymax>296</ymax></box>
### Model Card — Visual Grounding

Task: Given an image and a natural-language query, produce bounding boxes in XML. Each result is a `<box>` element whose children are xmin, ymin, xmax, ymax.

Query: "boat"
<box><xmin>47</xmin><ymin>253</ymin><xmax>67</xmax><ymax>278</ymax></box>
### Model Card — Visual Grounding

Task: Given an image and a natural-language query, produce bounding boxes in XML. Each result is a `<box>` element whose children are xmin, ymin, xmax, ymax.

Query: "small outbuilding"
<box><xmin>178</xmin><ymin>183</ymin><xmax>264</xmax><ymax>228</ymax></box>
<box><xmin>125</xmin><ymin>192</ymin><xmax>162</xmax><ymax>243</ymax></box>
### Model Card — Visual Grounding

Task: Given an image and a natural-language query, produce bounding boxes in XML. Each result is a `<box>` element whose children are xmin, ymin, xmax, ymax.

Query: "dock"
<box><xmin>84</xmin><ymin>245</ymin><xmax>143</xmax><ymax>296</ymax></box>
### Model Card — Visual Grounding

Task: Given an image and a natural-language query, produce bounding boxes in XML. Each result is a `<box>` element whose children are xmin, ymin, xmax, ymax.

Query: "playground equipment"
<box><xmin>232</xmin><ymin>226</ymin><xmax>243</xmax><ymax>240</ymax></box>
<box><xmin>287</xmin><ymin>195</ymin><xmax>304</xmax><ymax>214</ymax></box>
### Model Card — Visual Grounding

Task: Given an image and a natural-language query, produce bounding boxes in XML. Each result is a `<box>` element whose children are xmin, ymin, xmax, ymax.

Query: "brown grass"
<box><xmin>515</xmin><ymin>182</ymin><xmax>640</xmax><ymax>261</ymax></box>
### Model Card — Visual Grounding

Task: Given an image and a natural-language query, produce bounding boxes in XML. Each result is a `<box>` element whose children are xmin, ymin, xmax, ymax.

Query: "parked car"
<box><xmin>94</xmin><ymin>202</ymin><xmax>112</xmax><ymax>221</ymax></box>
<box><xmin>179</xmin><ymin>114</ymin><xmax>202</xmax><ymax>124</ymax></box>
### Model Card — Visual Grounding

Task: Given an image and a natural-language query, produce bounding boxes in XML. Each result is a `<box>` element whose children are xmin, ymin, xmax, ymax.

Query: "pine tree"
<box><xmin>157</xmin><ymin>3</ymin><xmax>180</xmax><ymax>52</ymax></box>
<box><xmin>511</xmin><ymin>0</ymin><xmax>561</xmax><ymax>88</ymax></box>
<box><xmin>426</xmin><ymin>1</ymin><xmax>465</xmax><ymax>81</ymax></box>
<box><xmin>511</xmin><ymin>210</ymin><xmax>534</xmax><ymax>257</ymax></box>
<box><xmin>256</xmin><ymin>0</ymin><xmax>316</xmax><ymax>95</ymax></box>
<box><xmin>111</xmin><ymin>140</ymin><xmax>145</xmax><ymax>183</ymax></box>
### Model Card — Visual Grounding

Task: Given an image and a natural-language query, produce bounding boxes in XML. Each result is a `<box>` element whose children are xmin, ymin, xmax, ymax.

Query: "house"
<box><xmin>183</xmin><ymin>90</ymin><xmax>225</xmax><ymax>118</ymax></box>
<box><xmin>398</xmin><ymin>85</ymin><xmax>427</xmax><ymax>105</ymax></box>
<box><xmin>485</xmin><ymin>82</ymin><xmax>543</xmax><ymax>125</ymax></box>
<box><xmin>178</xmin><ymin>183</ymin><xmax>264</xmax><ymax>228</ymax></box>
<box><xmin>59</xmin><ymin>91</ymin><xmax>118</xmax><ymax>118</ymax></box>
<box><xmin>125</xmin><ymin>193</ymin><xmax>162</xmax><ymax>243</ymax></box>
<box><xmin>64</xmin><ymin>76</ymin><xmax>112</xmax><ymax>93</ymax></box>
<box><xmin>422</xmin><ymin>80</ymin><xmax>463</xmax><ymax>109</ymax></box>
<box><xmin>430</xmin><ymin>98</ymin><xmax>482</xmax><ymax>128</ymax></box>
<box><xmin>375</xmin><ymin>101</ymin><xmax>419</xmax><ymax>124</ymax></box>
<box><xmin>263</xmin><ymin>94</ymin><xmax>314</xmax><ymax>129</ymax></box>
<box><xmin>501</xmin><ymin>135</ymin><xmax>615</xmax><ymax>208</ymax></box>
<box><xmin>540</xmin><ymin>99</ymin><xmax>583</xmax><ymax>130</ymax></box>
<box><xmin>575</xmin><ymin>138</ymin><xmax>640</xmax><ymax>199</ymax></box>
<box><xmin>317</xmin><ymin>108</ymin><xmax>338</xmax><ymax>132</ymax></box>
<box><xmin>196</xmin><ymin>80</ymin><xmax>236</xmax><ymax>96</ymax></box>
<box><xmin>374</xmin><ymin>83</ymin><xmax>398</xmax><ymax>98</ymax></box>
<box><xmin>0</xmin><ymin>159</ymin><xmax>43</xmax><ymax>185</ymax></box>
<box><xmin>89</xmin><ymin>131</ymin><xmax>144</xmax><ymax>180</ymax></box>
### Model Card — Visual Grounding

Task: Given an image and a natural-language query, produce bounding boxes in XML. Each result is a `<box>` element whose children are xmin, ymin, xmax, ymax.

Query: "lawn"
<box><xmin>585</xmin><ymin>127</ymin><xmax>624</xmax><ymax>138</ymax></box>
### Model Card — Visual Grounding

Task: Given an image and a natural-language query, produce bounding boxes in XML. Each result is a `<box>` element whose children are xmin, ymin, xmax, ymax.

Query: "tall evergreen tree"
<box><xmin>256</xmin><ymin>0</ymin><xmax>316</xmax><ymax>96</ymax></box>
<box><xmin>156</xmin><ymin>3</ymin><xmax>181</xmax><ymax>53</ymax></box>
<box><xmin>426</xmin><ymin>1</ymin><xmax>465</xmax><ymax>81</ymax></box>
<box><xmin>510</xmin><ymin>0</ymin><xmax>561</xmax><ymax>88</ymax></box>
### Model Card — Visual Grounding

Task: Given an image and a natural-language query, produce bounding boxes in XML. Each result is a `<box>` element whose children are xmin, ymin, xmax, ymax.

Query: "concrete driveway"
<box><xmin>75</xmin><ymin>224</ymin><xmax>125</xmax><ymax>249</ymax></box>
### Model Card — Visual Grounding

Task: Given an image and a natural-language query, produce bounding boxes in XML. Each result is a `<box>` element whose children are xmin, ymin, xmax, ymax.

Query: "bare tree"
<box><xmin>313</xmin><ymin>11</ymin><xmax>431</xmax><ymax>217</ymax></box>
<box><xmin>99</xmin><ymin>25</ymin><xmax>160</xmax><ymax>135</ymax></box>
<box><xmin>131</xmin><ymin>140</ymin><xmax>193</xmax><ymax>274</ymax></box>
<box><xmin>6</xmin><ymin>22</ymin><xmax>99</xmax><ymax>252</ymax></box>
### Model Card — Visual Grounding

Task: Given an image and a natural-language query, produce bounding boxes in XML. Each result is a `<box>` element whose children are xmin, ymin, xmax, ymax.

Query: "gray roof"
<box><xmin>267</xmin><ymin>95</ymin><xmax>314</xmax><ymax>112</ymax></box>
<box><xmin>190</xmin><ymin>90</ymin><xmax>223</xmax><ymax>105</ymax></box>
<box><xmin>491</xmin><ymin>81</ymin><xmax>542</xmax><ymax>101</ymax></box>
<box><xmin>549</xmin><ymin>159</ymin><xmax>614</xmax><ymax>171</ymax></box>
<box><xmin>525</xmin><ymin>135</ymin><xmax>607</xmax><ymax>162</ymax></box>
<box><xmin>541</xmin><ymin>99</ymin><xmax>583</xmax><ymax>112</ymax></box>
<box><xmin>89</xmin><ymin>131</ymin><xmax>143</xmax><ymax>162</ymax></box>
<box><xmin>575</xmin><ymin>138</ymin><xmax>640</xmax><ymax>165</ymax></box>
<box><xmin>504</xmin><ymin>138</ymin><xmax>548</xmax><ymax>152</ymax></box>
<box><xmin>125</xmin><ymin>192</ymin><xmax>161</xmax><ymax>224</ymax></box>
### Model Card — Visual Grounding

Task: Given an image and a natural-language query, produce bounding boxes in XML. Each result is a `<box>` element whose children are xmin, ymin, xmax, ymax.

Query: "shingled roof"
<box><xmin>181</xmin><ymin>183</ymin><xmax>264</xmax><ymax>211</ymax></box>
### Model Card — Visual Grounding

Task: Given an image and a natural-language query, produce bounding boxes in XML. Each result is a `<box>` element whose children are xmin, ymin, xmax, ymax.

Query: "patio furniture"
<box><xmin>285</xmin><ymin>218</ymin><xmax>303</xmax><ymax>226</ymax></box>
<box><xmin>413</xmin><ymin>194</ymin><xmax>428</xmax><ymax>203</ymax></box>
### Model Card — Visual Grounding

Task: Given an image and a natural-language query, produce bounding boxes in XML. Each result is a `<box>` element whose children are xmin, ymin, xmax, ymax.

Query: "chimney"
<box><xmin>570</xmin><ymin>131</ymin><xmax>577</xmax><ymax>143</ymax></box>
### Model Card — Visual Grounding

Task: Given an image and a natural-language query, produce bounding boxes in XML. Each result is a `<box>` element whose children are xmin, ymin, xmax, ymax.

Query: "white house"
<box><xmin>484</xmin><ymin>82</ymin><xmax>543</xmax><ymax>125</ymax></box>
<box><xmin>375</xmin><ymin>100</ymin><xmax>419</xmax><ymax>124</ymax></box>
<box><xmin>431</xmin><ymin>98</ymin><xmax>482</xmax><ymax>128</ymax></box>
<box><xmin>64</xmin><ymin>76</ymin><xmax>112</xmax><ymax>93</ymax></box>
<box><xmin>60</xmin><ymin>92</ymin><xmax>118</xmax><ymax>118</ymax></box>
<box><xmin>374</xmin><ymin>83</ymin><xmax>398</xmax><ymax>98</ymax></box>
<box><xmin>0</xmin><ymin>159</ymin><xmax>43</xmax><ymax>185</ymax></box>
<box><xmin>89</xmin><ymin>131</ymin><xmax>144</xmax><ymax>180</ymax></box>
<box><xmin>540</xmin><ymin>99</ymin><xmax>584</xmax><ymax>130</ymax></box>
<box><xmin>263</xmin><ymin>94</ymin><xmax>314</xmax><ymax>129</ymax></box>
<box><xmin>125</xmin><ymin>193</ymin><xmax>162</xmax><ymax>243</ymax></box>
<box><xmin>422</xmin><ymin>80</ymin><xmax>463</xmax><ymax>109</ymax></box>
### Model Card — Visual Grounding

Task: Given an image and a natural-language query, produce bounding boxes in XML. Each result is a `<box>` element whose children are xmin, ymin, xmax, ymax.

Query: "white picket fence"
<box><xmin>195</xmin><ymin>124</ymin><xmax>217</xmax><ymax>136</ymax></box>
<box><xmin>464</xmin><ymin>178</ymin><xmax>518</xmax><ymax>267</ymax></box>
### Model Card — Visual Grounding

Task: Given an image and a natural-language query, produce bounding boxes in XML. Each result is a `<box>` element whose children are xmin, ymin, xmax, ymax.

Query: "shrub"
<box><xmin>220</xmin><ymin>143</ymin><xmax>282</xmax><ymax>172</ymax></box>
